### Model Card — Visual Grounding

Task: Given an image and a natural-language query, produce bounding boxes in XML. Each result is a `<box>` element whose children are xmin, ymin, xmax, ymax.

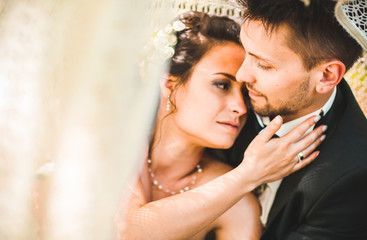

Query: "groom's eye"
<box><xmin>257</xmin><ymin>63</ymin><xmax>272</xmax><ymax>71</ymax></box>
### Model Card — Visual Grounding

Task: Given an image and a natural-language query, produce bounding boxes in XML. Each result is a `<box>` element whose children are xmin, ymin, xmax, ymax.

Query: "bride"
<box><xmin>117</xmin><ymin>11</ymin><xmax>326</xmax><ymax>240</ymax></box>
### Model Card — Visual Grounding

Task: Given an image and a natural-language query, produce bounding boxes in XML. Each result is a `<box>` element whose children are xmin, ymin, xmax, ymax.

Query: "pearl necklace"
<box><xmin>147</xmin><ymin>159</ymin><xmax>203</xmax><ymax>195</ymax></box>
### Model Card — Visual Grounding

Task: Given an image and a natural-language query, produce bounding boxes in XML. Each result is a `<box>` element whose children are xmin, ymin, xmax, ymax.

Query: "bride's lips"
<box><xmin>217</xmin><ymin>121</ymin><xmax>241</xmax><ymax>133</ymax></box>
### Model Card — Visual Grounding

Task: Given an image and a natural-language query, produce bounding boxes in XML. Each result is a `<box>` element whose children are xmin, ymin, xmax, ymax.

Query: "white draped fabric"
<box><xmin>0</xmin><ymin>0</ymin><xmax>170</xmax><ymax>239</ymax></box>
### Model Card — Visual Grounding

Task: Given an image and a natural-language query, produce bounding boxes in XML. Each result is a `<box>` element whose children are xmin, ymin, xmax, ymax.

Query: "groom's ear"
<box><xmin>315</xmin><ymin>60</ymin><xmax>345</xmax><ymax>94</ymax></box>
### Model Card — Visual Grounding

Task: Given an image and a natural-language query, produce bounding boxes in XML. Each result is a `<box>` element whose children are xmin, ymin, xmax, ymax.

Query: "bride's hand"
<box><xmin>240</xmin><ymin>115</ymin><xmax>326</xmax><ymax>187</ymax></box>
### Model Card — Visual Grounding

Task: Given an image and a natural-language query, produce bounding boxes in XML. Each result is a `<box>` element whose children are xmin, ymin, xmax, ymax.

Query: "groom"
<box><xmin>223</xmin><ymin>0</ymin><xmax>367</xmax><ymax>239</ymax></box>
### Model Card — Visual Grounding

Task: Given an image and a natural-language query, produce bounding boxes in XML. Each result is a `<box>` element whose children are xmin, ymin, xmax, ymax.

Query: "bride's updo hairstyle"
<box><xmin>168</xmin><ymin>11</ymin><xmax>241</xmax><ymax>85</ymax></box>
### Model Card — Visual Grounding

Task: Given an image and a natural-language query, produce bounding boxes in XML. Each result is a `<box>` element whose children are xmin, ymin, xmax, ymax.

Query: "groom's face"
<box><xmin>236</xmin><ymin>20</ymin><xmax>321</xmax><ymax>122</ymax></box>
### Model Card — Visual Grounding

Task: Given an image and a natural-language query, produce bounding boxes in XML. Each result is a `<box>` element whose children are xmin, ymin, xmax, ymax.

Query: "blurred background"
<box><xmin>0</xmin><ymin>0</ymin><xmax>365</xmax><ymax>239</ymax></box>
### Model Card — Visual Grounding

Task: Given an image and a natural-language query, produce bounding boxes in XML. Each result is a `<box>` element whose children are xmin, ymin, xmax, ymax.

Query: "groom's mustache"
<box><xmin>246</xmin><ymin>84</ymin><xmax>264</xmax><ymax>97</ymax></box>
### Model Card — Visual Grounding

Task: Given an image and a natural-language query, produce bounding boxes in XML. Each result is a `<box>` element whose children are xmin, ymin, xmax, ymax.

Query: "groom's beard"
<box><xmin>246</xmin><ymin>78</ymin><xmax>310</xmax><ymax>119</ymax></box>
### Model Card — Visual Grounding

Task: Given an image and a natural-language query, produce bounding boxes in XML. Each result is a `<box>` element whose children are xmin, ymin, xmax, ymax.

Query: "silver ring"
<box><xmin>297</xmin><ymin>152</ymin><xmax>304</xmax><ymax>163</ymax></box>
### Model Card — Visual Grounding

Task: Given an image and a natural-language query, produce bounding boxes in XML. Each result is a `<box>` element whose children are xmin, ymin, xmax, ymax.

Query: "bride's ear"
<box><xmin>315</xmin><ymin>60</ymin><xmax>345</xmax><ymax>94</ymax></box>
<box><xmin>160</xmin><ymin>74</ymin><xmax>178</xmax><ymax>96</ymax></box>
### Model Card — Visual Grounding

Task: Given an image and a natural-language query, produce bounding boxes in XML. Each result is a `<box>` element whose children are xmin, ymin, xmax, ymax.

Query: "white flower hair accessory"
<box><xmin>139</xmin><ymin>19</ymin><xmax>186</xmax><ymax>79</ymax></box>
<box><xmin>142</xmin><ymin>20</ymin><xmax>185</xmax><ymax>63</ymax></box>
<box><xmin>172</xmin><ymin>20</ymin><xmax>185</xmax><ymax>32</ymax></box>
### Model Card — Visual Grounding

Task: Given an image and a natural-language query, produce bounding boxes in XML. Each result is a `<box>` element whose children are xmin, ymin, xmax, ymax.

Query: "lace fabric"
<box><xmin>335</xmin><ymin>0</ymin><xmax>367</xmax><ymax>50</ymax></box>
<box><xmin>174</xmin><ymin>0</ymin><xmax>242</xmax><ymax>20</ymax></box>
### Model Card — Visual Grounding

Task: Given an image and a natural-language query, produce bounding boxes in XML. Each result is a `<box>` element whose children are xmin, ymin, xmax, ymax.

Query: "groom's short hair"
<box><xmin>237</xmin><ymin>0</ymin><xmax>363</xmax><ymax>71</ymax></box>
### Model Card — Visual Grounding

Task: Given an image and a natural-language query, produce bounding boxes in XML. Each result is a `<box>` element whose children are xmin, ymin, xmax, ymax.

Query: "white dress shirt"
<box><xmin>255</xmin><ymin>87</ymin><xmax>337</xmax><ymax>225</ymax></box>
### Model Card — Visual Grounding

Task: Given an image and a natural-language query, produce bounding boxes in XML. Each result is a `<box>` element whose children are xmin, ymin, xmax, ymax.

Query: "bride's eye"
<box><xmin>213</xmin><ymin>81</ymin><xmax>230</xmax><ymax>91</ymax></box>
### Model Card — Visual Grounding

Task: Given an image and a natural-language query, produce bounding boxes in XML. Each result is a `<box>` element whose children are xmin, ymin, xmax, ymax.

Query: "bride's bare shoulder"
<box><xmin>198</xmin><ymin>157</ymin><xmax>262</xmax><ymax>239</ymax></box>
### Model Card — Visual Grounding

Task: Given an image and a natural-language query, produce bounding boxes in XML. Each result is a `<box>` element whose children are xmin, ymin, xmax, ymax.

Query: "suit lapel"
<box><xmin>264</xmin><ymin>171</ymin><xmax>302</xmax><ymax>229</ymax></box>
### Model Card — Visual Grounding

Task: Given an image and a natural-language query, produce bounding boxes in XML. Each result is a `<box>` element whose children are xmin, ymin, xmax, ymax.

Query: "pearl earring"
<box><xmin>166</xmin><ymin>95</ymin><xmax>171</xmax><ymax>111</ymax></box>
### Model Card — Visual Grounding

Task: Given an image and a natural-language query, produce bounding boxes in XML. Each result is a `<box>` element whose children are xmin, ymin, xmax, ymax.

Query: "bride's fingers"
<box><xmin>284</xmin><ymin>115</ymin><xmax>322</xmax><ymax>141</ymax></box>
<box><xmin>290</xmin><ymin>126</ymin><xmax>327</xmax><ymax>172</ymax></box>
<box><xmin>292</xmin><ymin>150</ymin><xmax>320</xmax><ymax>172</ymax></box>
<box><xmin>291</xmin><ymin>125</ymin><xmax>327</xmax><ymax>155</ymax></box>
<box><xmin>256</xmin><ymin>115</ymin><xmax>283</xmax><ymax>142</ymax></box>
<box><xmin>299</xmin><ymin>134</ymin><xmax>325</xmax><ymax>158</ymax></box>
<box><xmin>288</xmin><ymin>133</ymin><xmax>325</xmax><ymax>170</ymax></box>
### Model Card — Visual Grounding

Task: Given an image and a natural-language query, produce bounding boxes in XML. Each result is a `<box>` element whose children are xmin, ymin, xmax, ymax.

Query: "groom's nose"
<box><xmin>236</xmin><ymin>60</ymin><xmax>255</xmax><ymax>84</ymax></box>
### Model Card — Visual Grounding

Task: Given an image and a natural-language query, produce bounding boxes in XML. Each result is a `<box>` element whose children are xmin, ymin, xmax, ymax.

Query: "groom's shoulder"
<box><xmin>337</xmin><ymin>80</ymin><xmax>367</xmax><ymax>143</ymax></box>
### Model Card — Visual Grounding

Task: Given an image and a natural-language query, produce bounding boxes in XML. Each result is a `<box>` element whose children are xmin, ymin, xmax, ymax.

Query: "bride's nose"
<box><xmin>229</xmin><ymin>93</ymin><xmax>247</xmax><ymax>116</ymax></box>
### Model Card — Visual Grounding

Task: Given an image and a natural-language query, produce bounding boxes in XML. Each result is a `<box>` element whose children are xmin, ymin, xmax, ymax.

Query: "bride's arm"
<box><xmin>213</xmin><ymin>192</ymin><xmax>262</xmax><ymax>240</ymax></box>
<box><xmin>119</xmin><ymin>115</ymin><xmax>326</xmax><ymax>240</ymax></box>
<box><xmin>121</xmin><ymin>164</ymin><xmax>258</xmax><ymax>240</ymax></box>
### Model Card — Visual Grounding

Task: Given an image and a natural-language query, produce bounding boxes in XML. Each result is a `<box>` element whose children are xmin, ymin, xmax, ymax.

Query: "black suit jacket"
<box><xmin>214</xmin><ymin>79</ymin><xmax>367</xmax><ymax>239</ymax></box>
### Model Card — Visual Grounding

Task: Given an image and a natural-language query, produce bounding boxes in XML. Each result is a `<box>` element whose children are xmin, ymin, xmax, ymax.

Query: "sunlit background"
<box><xmin>0</xmin><ymin>0</ymin><xmax>365</xmax><ymax>239</ymax></box>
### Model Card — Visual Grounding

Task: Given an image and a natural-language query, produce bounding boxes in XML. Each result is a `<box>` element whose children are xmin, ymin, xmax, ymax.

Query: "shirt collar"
<box><xmin>256</xmin><ymin>87</ymin><xmax>337</xmax><ymax>137</ymax></box>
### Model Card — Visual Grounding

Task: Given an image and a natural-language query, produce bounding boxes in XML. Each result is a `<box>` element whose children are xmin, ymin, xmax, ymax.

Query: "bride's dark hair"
<box><xmin>168</xmin><ymin>11</ymin><xmax>241</xmax><ymax>83</ymax></box>
<box><xmin>151</xmin><ymin>11</ymin><xmax>244</xmax><ymax>150</ymax></box>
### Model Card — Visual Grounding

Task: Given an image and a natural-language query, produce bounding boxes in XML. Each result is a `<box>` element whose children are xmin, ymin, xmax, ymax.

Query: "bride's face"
<box><xmin>171</xmin><ymin>43</ymin><xmax>248</xmax><ymax>149</ymax></box>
